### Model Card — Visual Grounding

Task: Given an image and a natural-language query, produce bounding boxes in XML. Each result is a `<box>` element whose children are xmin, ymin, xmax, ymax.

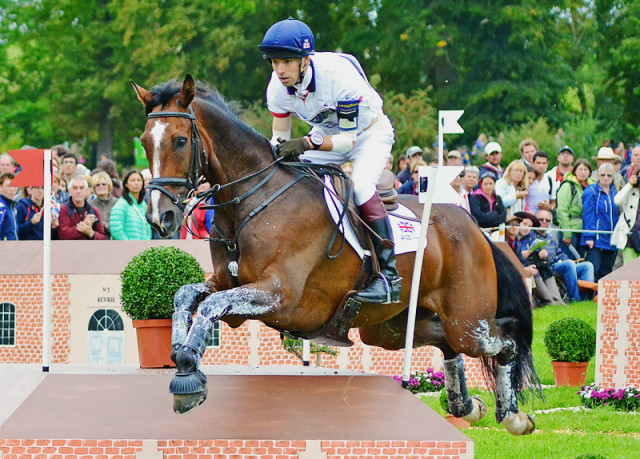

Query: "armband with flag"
<box><xmin>336</xmin><ymin>99</ymin><xmax>360</xmax><ymax>131</ymax></box>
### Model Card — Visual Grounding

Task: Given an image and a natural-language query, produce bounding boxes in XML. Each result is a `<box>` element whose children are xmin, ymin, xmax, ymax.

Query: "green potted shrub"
<box><xmin>544</xmin><ymin>317</ymin><xmax>596</xmax><ymax>387</ymax></box>
<box><xmin>121</xmin><ymin>246</ymin><xmax>205</xmax><ymax>368</ymax></box>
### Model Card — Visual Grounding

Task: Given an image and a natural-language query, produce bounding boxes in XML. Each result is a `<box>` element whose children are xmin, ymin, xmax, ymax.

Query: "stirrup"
<box><xmin>354</xmin><ymin>274</ymin><xmax>401</xmax><ymax>304</ymax></box>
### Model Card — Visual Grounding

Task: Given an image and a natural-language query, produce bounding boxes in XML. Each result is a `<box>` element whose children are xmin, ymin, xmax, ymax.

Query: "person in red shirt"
<box><xmin>58</xmin><ymin>176</ymin><xmax>106</xmax><ymax>240</ymax></box>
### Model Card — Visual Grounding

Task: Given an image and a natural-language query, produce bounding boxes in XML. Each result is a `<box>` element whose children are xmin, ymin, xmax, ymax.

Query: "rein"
<box><xmin>148</xmin><ymin>103</ymin><xmax>364</xmax><ymax>276</ymax></box>
<box><xmin>146</xmin><ymin>106</ymin><xmax>208</xmax><ymax>210</ymax></box>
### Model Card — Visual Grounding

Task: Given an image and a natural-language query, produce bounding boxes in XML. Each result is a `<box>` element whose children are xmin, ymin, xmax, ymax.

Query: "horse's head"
<box><xmin>131</xmin><ymin>74</ymin><xmax>208</xmax><ymax>237</ymax></box>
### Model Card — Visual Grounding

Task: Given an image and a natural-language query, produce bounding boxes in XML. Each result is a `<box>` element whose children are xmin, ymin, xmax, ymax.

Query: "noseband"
<box><xmin>146</xmin><ymin>106</ymin><xmax>207</xmax><ymax>210</ymax></box>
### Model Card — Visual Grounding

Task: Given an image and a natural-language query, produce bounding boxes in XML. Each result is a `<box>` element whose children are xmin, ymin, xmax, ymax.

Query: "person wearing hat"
<box><xmin>469</xmin><ymin>169</ymin><xmax>506</xmax><ymax>229</ymax></box>
<box><xmin>479</xmin><ymin>141</ymin><xmax>504</xmax><ymax>179</ymax></box>
<box><xmin>514</xmin><ymin>211</ymin><xmax>566</xmax><ymax>306</ymax></box>
<box><xmin>591</xmin><ymin>146</ymin><xmax>626</xmax><ymax>191</ymax></box>
<box><xmin>446</xmin><ymin>150</ymin><xmax>463</xmax><ymax>166</ymax></box>
<box><xmin>535</xmin><ymin>209</ymin><xmax>594</xmax><ymax>302</ymax></box>
<box><xmin>498</xmin><ymin>213</ymin><xmax>556</xmax><ymax>305</ymax></box>
<box><xmin>582</xmin><ymin>162</ymin><xmax>619</xmax><ymax>281</ymax></box>
<box><xmin>397</xmin><ymin>146</ymin><xmax>424</xmax><ymax>184</ymax></box>
<box><xmin>503</xmin><ymin>214</ymin><xmax>522</xmax><ymax>252</ymax></box>
<box><xmin>260</xmin><ymin>18</ymin><xmax>401</xmax><ymax>304</ymax></box>
<box><xmin>546</xmin><ymin>145</ymin><xmax>575</xmax><ymax>185</ymax></box>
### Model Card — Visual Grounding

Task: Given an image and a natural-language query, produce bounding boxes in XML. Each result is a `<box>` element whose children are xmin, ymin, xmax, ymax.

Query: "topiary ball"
<box><xmin>543</xmin><ymin>317</ymin><xmax>596</xmax><ymax>363</ymax></box>
<box><xmin>120</xmin><ymin>246</ymin><xmax>205</xmax><ymax>320</ymax></box>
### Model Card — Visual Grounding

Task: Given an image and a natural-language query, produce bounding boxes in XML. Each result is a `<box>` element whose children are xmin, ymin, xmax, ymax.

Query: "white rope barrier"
<box><xmin>484</xmin><ymin>225</ymin><xmax>626</xmax><ymax>236</ymax></box>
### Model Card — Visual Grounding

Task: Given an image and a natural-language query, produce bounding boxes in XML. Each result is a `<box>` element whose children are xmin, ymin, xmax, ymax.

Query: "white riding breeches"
<box><xmin>299</xmin><ymin>115</ymin><xmax>394</xmax><ymax>205</ymax></box>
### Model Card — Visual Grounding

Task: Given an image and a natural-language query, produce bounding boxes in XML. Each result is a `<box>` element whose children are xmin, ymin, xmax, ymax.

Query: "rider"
<box><xmin>259</xmin><ymin>18</ymin><xmax>401</xmax><ymax>304</ymax></box>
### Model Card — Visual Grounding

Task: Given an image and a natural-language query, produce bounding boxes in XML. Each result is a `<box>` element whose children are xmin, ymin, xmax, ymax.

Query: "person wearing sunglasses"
<box><xmin>535</xmin><ymin>209</ymin><xmax>594</xmax><ymax>302</ymax></box>
<box><xmin>90</xmin><ymin>171</ymin><xmax>118</xmax><ymax>239</ymax></box>
<box><xmin>581</xmin><ymin>162</ymin><xmax>619</xmax><ymax>280</ymax></box>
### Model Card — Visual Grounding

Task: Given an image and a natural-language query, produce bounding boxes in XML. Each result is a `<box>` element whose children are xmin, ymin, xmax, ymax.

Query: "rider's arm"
<box><xmin>271</xmin><ymin>114</ymin><xmax>292</xmax><ymax>145</ymax></box>
<box><xmin>327</xmin><ymin>99</ymin><xmax>359</xmax><ymax>153</ymax></box>
<box><xmin>308</xmin><ymin>99</ymin><xmax>359</xmax><ymax>153</ymax></box>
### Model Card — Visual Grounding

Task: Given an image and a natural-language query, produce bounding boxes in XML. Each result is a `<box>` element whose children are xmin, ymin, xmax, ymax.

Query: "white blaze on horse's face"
<box><xmin>149</xmin><ymin>120</ymin><xmax>168</xmax><ymax>225</ymax></box>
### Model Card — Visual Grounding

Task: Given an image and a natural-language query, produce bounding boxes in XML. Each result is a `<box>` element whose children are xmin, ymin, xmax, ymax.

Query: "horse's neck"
<box><xmin>200</xmin><ymin>109</ymin><xmax>287</xmax><ymax>229</ymax></box>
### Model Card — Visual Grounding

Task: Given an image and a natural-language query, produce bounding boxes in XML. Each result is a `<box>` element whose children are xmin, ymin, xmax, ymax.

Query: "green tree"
<box><xmin>598</xmin><ymin>0</ymin><xmax>640</xmax><ymax>140</ymax></box>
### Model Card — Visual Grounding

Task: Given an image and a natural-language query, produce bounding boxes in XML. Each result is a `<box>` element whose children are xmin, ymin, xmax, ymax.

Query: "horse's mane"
<box><xmin>148</xmin><ymin>79</ymin><xmax>241</xmax><ymax>118</ymax></box>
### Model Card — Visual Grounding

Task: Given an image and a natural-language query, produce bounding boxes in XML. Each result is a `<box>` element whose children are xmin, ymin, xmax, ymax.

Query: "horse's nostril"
<box><xmin>162</xmin><ymin>210</ymin><xmax>175</xmax><ymax>226</ymax></box>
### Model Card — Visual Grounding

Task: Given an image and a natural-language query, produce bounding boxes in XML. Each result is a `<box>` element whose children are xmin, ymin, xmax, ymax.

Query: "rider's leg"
<box><xmin>353</xmin><ymin>194</ymin><xmax>402</xmax><ymax>303</ymax></box>
<box><xmin>349</xmin><ymin>123</ymin><xmax>400</xmax><ymax>304</ymax></box>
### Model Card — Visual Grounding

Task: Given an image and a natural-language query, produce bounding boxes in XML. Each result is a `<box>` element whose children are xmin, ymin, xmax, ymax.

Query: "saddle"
<box><xmin>282</xmin><ymin>168</ymin><xmax>399</xmax><ymax>347</ymax></box>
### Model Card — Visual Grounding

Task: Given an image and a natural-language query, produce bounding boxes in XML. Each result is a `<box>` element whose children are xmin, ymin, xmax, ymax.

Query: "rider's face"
<box><xmin>271</xmin><ymin>57</ymin><xmax>308</xmax><ymax>87</ymax></box>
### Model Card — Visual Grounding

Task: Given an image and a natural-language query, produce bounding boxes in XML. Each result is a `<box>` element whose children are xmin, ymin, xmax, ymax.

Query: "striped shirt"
<box><xmin>526</xmin><ymin>175</ymin><xmax>556</xmax><ymax>214</ymax></box>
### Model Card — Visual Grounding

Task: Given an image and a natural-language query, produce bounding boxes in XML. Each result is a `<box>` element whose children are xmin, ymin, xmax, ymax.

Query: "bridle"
<box><xmin>146</xmin><ymin>106</ymin><xmax>208</xmax><ymax>210</ymax></box>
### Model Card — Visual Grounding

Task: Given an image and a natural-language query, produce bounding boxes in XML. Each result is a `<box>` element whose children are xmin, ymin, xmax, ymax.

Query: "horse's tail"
<box><xmin>480</xmin><ymin>240</ymin><xmax>542</xmax><ymax>401</ymax></box>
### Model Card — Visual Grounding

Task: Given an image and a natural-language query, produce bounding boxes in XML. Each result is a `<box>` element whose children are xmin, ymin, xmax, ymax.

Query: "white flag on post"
<box><xmin>440</xmin><ymin>110</ymin><xmax>464</xmax><ymax>134</ymax></box>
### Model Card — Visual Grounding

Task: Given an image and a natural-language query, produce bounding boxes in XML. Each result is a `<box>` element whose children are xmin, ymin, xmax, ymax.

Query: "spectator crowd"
<box><xmin>389</xmin><ymin>137</ymin><xmax>640</xmax><ymax>305</ymax></box>
<box><xmin>0</xmin><ymin>145</ymin><xmax>213</xmax><ymax>243</ymax></box>
<box><xmin>3</xmin><ymin>136</ymin><xmax>640</xmax><ymax>307</ymax></box>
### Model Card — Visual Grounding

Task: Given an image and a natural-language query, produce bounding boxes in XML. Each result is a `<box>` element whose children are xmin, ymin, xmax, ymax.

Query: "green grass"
<box><xmin>531</xmin><ymin>301</ymin><xmax>598</xmax><ymax>385</ymax></box>
<box><xmin>418</xmin><ymin>301</ymin><xmax>640</xmax><ymax>459</ymax></box>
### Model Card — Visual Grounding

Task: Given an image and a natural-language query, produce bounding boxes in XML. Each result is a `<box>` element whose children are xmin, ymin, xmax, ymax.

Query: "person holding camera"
<box><xmin>58</xmin><ymin>176</ymin><xmax>105</xmax><ymax>240</ymax></box>
<box><xmin>612</xmin><ymin>163</ymin><xmax>640</xmax><ymax>265</ymax></box>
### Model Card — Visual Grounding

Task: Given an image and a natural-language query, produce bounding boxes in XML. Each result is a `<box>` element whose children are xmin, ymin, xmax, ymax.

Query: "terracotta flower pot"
<box><xmin>445</xmin><ymin>414</ymin><xmax>471</xmax><ymax>429</ymax></box>
<box><xmin>132</xmin><ymin>319</ymin><xmax>175</xmax><ymax>369</ymax></box>
<box><xmin>551</xmin><ymin>361</ymin><xmax>588</xmax><ymax>387</ymax></box>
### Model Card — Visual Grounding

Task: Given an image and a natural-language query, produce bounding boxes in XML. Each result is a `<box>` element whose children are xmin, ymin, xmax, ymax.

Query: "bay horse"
<box><xmin>131</xmin><ymin>74</ymin><xmax>541</xmax><ymax>435</ymax></box>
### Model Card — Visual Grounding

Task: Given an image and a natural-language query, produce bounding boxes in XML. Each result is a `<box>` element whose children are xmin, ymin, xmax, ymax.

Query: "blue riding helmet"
<box><xmin>259</xmin><ymin>18</ymin><xmax>315</xmax><ymax>59</ymax></box>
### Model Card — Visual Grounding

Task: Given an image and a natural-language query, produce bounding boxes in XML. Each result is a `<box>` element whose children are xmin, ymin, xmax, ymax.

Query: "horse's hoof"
<box><xmin>502</xmin><ymin>411</ymin><xmax>536</xmax><ymax>435</ymax></box>
<box><xmin>463</xmin><ymin>396</ymin><xmax>487</xmax><ymax>424</ymax></box>
<box><xmin>170</xmin><ymin>370</ymin><xmax>207</xmax><ymax>394</ymax></box>
<box><xmin>173</xmin><ymin>385</ymin><xmax>208</xmax><ymax>414</ymax></box>
<box><xmin>170</xmin><ymin>370</ymin><xmax>208</xmax><ymax>414</ymax></box>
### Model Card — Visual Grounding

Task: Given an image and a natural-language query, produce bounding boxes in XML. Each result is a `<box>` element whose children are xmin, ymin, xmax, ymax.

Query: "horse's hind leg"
<box><xmin>416</xmin><ymin>316</ymin><xmax>487</xmax><ymax>423</ymax></box>
<box><xmin>442</xmin><ymin>352</ymin><xmax>487</xmax><ymax>423</ymax></box>
<box><xmin>170</xmin><ymin>278</ymin><xmax>217</xmax><ymax>363</ymax></box>
<box><xmin>360</xmin><ymin>314</ymin><xmax>487</xmax><ymax>424</ymax></box>
<box><xmin>494</xmin><ymin>339</ymin><xmax>536</xmax><ymax>435</ymax></box>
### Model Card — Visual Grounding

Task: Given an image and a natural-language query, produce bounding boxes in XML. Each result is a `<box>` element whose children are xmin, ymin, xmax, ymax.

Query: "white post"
<box><xmin>302</xmin><ymin>339</ymin><xmax>311</xmax><ymax>366</ymax></box>
<box><xmin>438</xmin><ymin>119</ymin><xmax>444</xmax><ymax>167</ymax></box>
<box><xmin>401</xmin><ymin>110</ymin><xmax>464</xmax><ymax>388</ymax></box>
<box><xmin>401</xmin><ymin>166</ymin><xmax>438</xmax><ymax>387</ymax></box>
<box><xmin>42</xmin><ymin>149</ymin><xmax>52</xmax><ymax>372</ymax></box>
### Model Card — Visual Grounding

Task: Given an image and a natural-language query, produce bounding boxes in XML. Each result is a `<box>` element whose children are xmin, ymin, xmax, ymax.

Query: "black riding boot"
<box><xmin>354</xmin><ymin>217</ymin><xmax>402</xmax><ymax>304</ymax></box>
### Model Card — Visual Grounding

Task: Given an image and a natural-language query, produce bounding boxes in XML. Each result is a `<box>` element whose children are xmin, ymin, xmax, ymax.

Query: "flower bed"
<box><xmin>578</xmin><ymin>383</ymin><xmax>640</xmax><ymax>411</ymax></box>
<box><xmin>393</xmin><ymin>368</ymin><xmax>445</xmax><ymax>394</ymax></box>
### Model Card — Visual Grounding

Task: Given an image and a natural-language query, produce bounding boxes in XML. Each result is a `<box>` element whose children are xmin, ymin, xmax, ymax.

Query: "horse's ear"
<box><xmin>130</xmin><ymin>79</ymin><xmax>153</xmax><ymax>106</ymax></box>
<box><xmin>178</xmin><ymin>74</ymin><xmax>195</xmax><ymax>108</ymax></box>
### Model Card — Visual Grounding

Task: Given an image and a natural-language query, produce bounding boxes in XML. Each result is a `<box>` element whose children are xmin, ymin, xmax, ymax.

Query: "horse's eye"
<box><xmin>175</xmin><ymin>137</ymin><xmax>188</xmax><ymax>149</ymax></box>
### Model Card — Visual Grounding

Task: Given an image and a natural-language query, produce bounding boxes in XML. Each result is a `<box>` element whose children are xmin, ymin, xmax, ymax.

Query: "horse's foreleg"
<box><xmin>170</xmin><ymin>283</ymin><xmax>279</xmax><ymax>413</ymax></box>
<box><xmin>494</xmin><ymin>339</ymin><xmax>535</xmax><ymax>435</ymax></box>
<box><xmin>171</xmin><ymin>279</ymin><xmax>217</xmax><ymax>362</ymax></box>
